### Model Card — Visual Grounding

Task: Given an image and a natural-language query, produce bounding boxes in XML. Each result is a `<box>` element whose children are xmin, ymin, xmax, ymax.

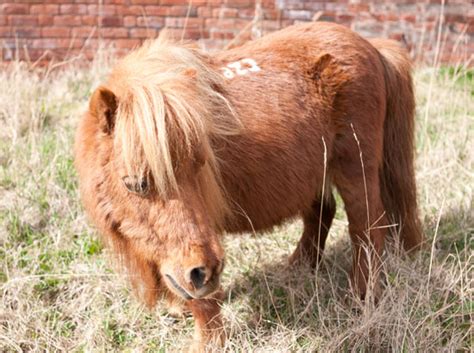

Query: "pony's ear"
<box><xmin>89</xmin><ymin>86</ymin><xmax>118</xmax><ymax>134</ymax></box>
<box><xmin>311</xmin><ymin>53</ymin><xmax>337</xmax><ymax>81</ymax></box>
<box><xmin>310</xmin><ymin>53</ymin><xmax>348</xmax><ymax>103</ymax></box>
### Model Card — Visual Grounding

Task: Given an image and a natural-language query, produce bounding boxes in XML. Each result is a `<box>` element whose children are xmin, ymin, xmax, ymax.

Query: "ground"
<box><xmin>0</xmin><ymin>50</ymin><xmax>472</xmax><ymax>352</ymax></box>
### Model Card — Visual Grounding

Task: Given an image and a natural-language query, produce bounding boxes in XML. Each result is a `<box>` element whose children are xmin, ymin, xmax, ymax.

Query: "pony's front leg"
<box><xmin>289</xmin><ymin>193</ymin><xmax>336</xmax><ymax>268</ymax></box>
<box><xmin>187</xmin><ymin>289</ymin><xmax>225</xmax><ymax>352</ymax></box>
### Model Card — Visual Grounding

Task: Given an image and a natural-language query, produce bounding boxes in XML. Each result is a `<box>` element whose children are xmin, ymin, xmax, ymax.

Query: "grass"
<box><xmin>0</xmin><ymin>50</ymin><xmax>472</xmax><ymax>352</ymax></box>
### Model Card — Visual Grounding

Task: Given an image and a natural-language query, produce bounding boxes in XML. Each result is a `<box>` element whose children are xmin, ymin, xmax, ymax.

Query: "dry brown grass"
<box><xmin>0</xmin><ymin>47</ymin><xmax>472</xmax><ymax>352</ymax></box>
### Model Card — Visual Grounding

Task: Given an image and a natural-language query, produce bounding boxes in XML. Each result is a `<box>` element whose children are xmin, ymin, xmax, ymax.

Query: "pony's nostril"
<box><xmin>188</xmin><ymin>267</ymin><xmax>207</xmax><ymax>289</ymax></box>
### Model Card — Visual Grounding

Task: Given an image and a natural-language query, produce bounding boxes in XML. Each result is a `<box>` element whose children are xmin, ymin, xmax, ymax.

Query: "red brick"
<box><xmin>114</xmin><ymin>38</ymin><xmax>141</xmax><ymax>48</ymax></box>
<box><xmin>303</xmin><ymin>2</ymin><xmax>324</xmax><ymax>11</ymax></box>
<box><xmin>123</xmin><ymin>16</ymin><xmax>136</xmax><ymax>27</ymax></box>
<box><xmin>263</xmin><ymin>9</ymin><xmax>279</xmax><ymax>20</ymax></box>
<box><xmin>30</xmin><ymin>4</ymin><xmax>59</xmax><ymax>15</ymax></box>
<box><xmin>54</xmin><ymin>15</ymin><xmax>82</xmax><ymax>26</ymax></box>
<box><xmin>200</xmin><ymin>38</ymin><xmax>221</xmax><ymax>50</ymax></box>
<box><xmin>82</xmin><ymin>49</ymin><xmax>98</xmax><ymax>60</ymax></box>
<box><xmin>183</xmin><ymin>28</ymin><xmax>208</xmax><ymax>39</ymax></box>
<box><xmin>1</xmin><ymin>4</ymin><xmax>29</xmax><ymax>15</ymax></box>
<box><xmin>237</xmin><ymin>9</ymin><xmax>255</xmax><ymax>19</ymax></box>
<box><xmin>263</xmin><ymin>20</ymin><xmax>281</xmax><ymax>31</ymax></box>
<box><xmin>130</xmin><ymin>27</ymin><xmax>157</xmax><ymax>38</ymax></box>
<box><xmin>373</xmin><ymin>13</ymin><xmax>399</xmax><ymax>22</ymax></box>
<box><xmin>445</xmin><ymin>14</ymin><xmax>467</xmax><ymax>23</ymax></box>
<box><xmin>336</xmin><ymin>14</ymin><xmax>354</xmax><ymax>23</ymax></box>
<box><xmin>0</xmin><ymin>15</ymin><xmax>7</xmax><ymax>26</ymax></box>
<box><xmin>142</xmin><ymin>6</ymin><xmax>169</xmax><ymax>16</ymax></box>
<box><xmin>210</xmin><ymin>30</ymin><xmax>235</xmax><ymax>40</ymax></box>
<box><xmin>60</xmin><ymin>4</ymin><xmax>88</xmax><ymax>15</ymax></box>
<box><xmin>100</xmin><ymin>28</ymin><xmax>128</xmax><ymax>38</ymax></box>
<box><xmin>81</xmin><ymin>15</ymin><xmax>97</xmax><ymax>26</ymax></box>
<box><xmin>165</xmin><ymin>17</ymin><xmax>203</xmax><ymax>28</ymax></box>
<box><xmin>65</xmin><ymin>48</ymin><xmax>86</xmax><ymax>58</ymax></box>
<box><xmin>161</xmin><ymin>0</ymin><xmax>206</xmax><ymax>5</ymax></box>
<box><xmin>123</xmin><ymin>6</ymin><xmax>144</xmax><ymax>16</ymax></box>
<box><xmin>42</xmin><ymin>27</ymin><xmax>71</xmax><ymax>38</ymax></box>
<box><xmin>100</xmin><ymin>16</ymin><xmax>122</xmax><ymax>27</ymax></box>
<box><xmin>34</xmin><ymin>0</ymin><xmax>75</xmax><ymax>4</ymax></box>
<box><xmin>115</xmin><ymin>48</ymin><xmax>131</xmax><ymax>57</ymax></box>
<box><xmin>42</xmin><ymin>49</ymin><xmax>74</xmax><ymax>61</ymax></box>
<box><xmin>205</xmin><ymin>18</ymin><xmax>247</xmax><ymax>30</ymax></box>
<box><xmin>223</xmin><ymin>0</ymin><xmax>252</xmax><ymax>8</ymax></box>
<box><xmin>389</xmin><ymin>32</ymin><xmax>404</xmax><ymax>41</ymax></box>
<box><xmin>207</xmin><ymin>0</ymin><xmax>224</xmax><ymax>5</ymax></box>
<box><xmin>197</xmin><ymin>7</ymin><xmax>212</xmax><ymax>18</ymax></box>
<box><xmin>130</xmin><ymin>0</ymin><xmax>161</xmax><ymax>4</ymax></box>
<box><xmin>213</xmin><ymin>8</ymin><xmax>239</xmax><ymax>18</ymax></box>
<box><xmin>10</xmin><ymin>15</ymin><xmax>38</xmax><ymax>26</ymax></box>
<box><xmin>1</xmin><ymin>38</ymin><xmax>17</xmax><ymax>49</ymax></box>
<box><xmin>26</xmin><ymin>0</ymin><xmax>69</xmax><ymax>4</ymax></box>
<box><xmin>24</xmin><ymin>49</ymin><xmax>51</xmax><ymax>62</ymax></box>
<box><xmin>113</xmin><ymin>5</ymin><xmax>125</xmax><ymax>15</ymax></box>
<box><xmin>102</xmin><ymin>0</ymin><xmax>126</xmax><ymax>4</ymax></box>
<box><xmin>169</xmin><ymin>6</ymin><xmax>196</xmax><ymax>17</ymax></box>
<box><xmin>87</xmin><ymin>5</ymin><xmax>118</xmax><ymax>16</ymax></box>
<box><xmin>82</xmin><ymin>38</ymin><xmax>101</xmax><ymax>49</ymax></box>
<box><xmin>38</xmin><ymin>15</ymin><xmax>54</xmax><ymax>26</ymax></box>
<box><xmin>401</xmin><ymin>14</ymin><xmax>417</xmax><ymax>23</ymax></box>
<box><xmin>421</xmin><ymin>20</ymin><xmax>436</xmax><ymax>31</ymax></box>
<box><xmin>457</xmin><ymin>21</ymin><xmax>474</xmax><ymax>34</ymax></box>
<box><xmin>31</xmin><ymin>38</ymin><xmax>83</xmax><ymax>49</ymax></box>
<box><xmin>0</xmin><ymin>27</ymin><xmax>12</xmax><ymax>37</ymax></box>
<box><xmin>348</xmin><ymin>4</ymin><xmax>370</xmax><ymax>12</ymax></box>
<box><xmin>137</xmin><ymin>16</ymin><xmax>164</xmax><ymax>28</ymax></box>
<box><xmin>72</xmin><ymin>26</ymin><xmax>98</xmax><ymax>38</ymax></box>
<box><xmin>165</xmin><ymin>28</ymin><xmax>207</xmax><ymax>40</ymax></box>
<box><xmin>283</xmin><ymin>10</ymin><xmax>312</xmax><ymax>21</ymax></box>
<box><xmin>261</xmin><ymin>0</ymin><xmax>275</xmax><ymax>9</ymax></box>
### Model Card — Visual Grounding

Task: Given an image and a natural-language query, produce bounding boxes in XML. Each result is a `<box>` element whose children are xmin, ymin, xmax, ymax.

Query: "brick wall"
<box><xmin>1</xmin><ymin>0</ymin><xmax>472</xmax><ymax>65</ymax></box>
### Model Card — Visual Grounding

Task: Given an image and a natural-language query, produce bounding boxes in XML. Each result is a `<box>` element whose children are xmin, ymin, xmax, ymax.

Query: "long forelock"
<box><xmin>110</xmin><ymin>34</ymin><xmax>239</xmax><ymax>225</ymax></box>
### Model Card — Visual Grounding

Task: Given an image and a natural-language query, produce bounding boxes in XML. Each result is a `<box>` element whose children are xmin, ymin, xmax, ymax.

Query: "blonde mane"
<box><xmin>108</xmin><ymin>33</ymin><xmax>239</xmax><ymax>225</ymax></box>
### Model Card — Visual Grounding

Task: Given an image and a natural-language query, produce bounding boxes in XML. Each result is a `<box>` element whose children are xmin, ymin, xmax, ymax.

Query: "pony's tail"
<box><xmin>371</xmin><ymin>39</ymin><xmax>424</xmax><ymax>251</ymax></box>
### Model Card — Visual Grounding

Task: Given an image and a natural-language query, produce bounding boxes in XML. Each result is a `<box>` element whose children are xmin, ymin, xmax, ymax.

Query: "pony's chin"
<box><xmin>164</xmin><ymin>274</ymin><xmax>220</xmax><ymax>301</ymax></box>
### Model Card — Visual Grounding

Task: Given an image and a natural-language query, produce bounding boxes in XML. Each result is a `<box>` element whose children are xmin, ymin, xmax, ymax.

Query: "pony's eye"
<box><xmin>140</xmin><ymin>179</ymin><xmax>148</xmax><ymax>191</ymax></box>
<box><xmin>122</xmin><ymin>176</ymin><xmax>149</xmax><ymax>195</ymax></box>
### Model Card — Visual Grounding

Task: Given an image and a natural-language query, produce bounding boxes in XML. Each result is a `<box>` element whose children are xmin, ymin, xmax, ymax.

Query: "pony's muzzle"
<box><xmin>164</xmin><ymin>262</ymin><xmax>223</xmax><ymax>300</ymax></box>
<box><xmin>185</xmin><ymin>266</ymin><xmax>208</xmax><ymax>290</ymax></box>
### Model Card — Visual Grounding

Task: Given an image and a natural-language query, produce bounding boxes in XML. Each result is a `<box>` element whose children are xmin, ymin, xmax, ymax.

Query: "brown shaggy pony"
<box><xmin>74</xmin><ymin>22</ymin><xmax>423</xmax><ymax>351</ymax></box>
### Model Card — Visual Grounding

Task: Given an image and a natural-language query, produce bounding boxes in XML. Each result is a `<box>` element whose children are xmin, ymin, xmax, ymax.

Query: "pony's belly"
<box><xmin>223</xmin><ymin>207</ymin><xmax>300</xmax><ymax>234</ymax></box>
<box><xmin>222</xmin><ymin>165</ymin><xmax>322</xmax><ymax>234</ymax></box>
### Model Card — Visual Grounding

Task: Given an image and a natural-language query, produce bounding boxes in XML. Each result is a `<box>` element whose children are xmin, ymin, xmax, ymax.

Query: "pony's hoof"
<box><xmin>166</xmin><ymin>302</ymin><xmax>191</xmax><ymax>319</ymax></box>
<box><xmin>288</xmin><ymin>250</ymin><xmax>319</xmax><ymax>269</ymax></box>
<box><xmin>187</xmin><ymin>338</ymin><xmax>223</xmax><ymax>353</ymax></box>
<box><xmin>187</xmin><ymin>341</ymin><xmax>202</xmax><ymax>353</ymax></box>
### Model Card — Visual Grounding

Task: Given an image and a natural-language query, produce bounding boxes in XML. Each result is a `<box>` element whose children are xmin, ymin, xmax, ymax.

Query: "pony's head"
<box><xmin>77</xmin><ymin>36</ymin><xmax>239</xmax><ymax>302</ymax></box>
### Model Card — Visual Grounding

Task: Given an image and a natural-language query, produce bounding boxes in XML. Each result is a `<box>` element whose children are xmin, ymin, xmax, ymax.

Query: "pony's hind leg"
<box><xmin>333</xmin><ymin>147</ymin><xmax>387</xmax><ymax>300</ymax></box>
<box><xmin>289</xmin><ymin>193</ymin><xmax>336</xmax><ymax>268</ymax></box>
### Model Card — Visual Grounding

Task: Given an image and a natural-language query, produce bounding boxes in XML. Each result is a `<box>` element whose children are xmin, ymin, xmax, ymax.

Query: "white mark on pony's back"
<box><xmin>220</xmin><ymin>58</ymin><xmax>261</xmax><ymax>79</ymax></box>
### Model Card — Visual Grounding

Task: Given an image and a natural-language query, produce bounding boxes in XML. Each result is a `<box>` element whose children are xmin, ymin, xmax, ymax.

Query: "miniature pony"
<box><xmin>75</xmin><ymin>22</ymin><xmax>423</xmax><ymax>351</ymax></box>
